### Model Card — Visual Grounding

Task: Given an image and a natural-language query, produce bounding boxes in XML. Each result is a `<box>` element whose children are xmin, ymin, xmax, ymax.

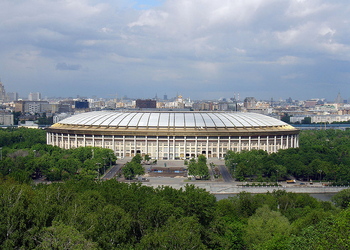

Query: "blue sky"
<box><xmin>133</xmin><ymin>0</ymin><xmax>165</xmax><ymax>9</ymax></box>
<box><xmin>0</xmin><ymin>0</ymin><xmax>349</xmax><ymax>101</ymax></box>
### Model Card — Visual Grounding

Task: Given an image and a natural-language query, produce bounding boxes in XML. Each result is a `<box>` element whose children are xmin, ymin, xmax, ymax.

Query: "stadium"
<box><xmin>46</xmin><ymin>111</ymin><xmax>299</xmax><ymax>160</ymax></box>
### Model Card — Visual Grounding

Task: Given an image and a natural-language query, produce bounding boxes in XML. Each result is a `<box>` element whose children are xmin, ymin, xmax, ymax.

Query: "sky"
<box><xmin>1</xmin><ymin>0</ymin><xmax>350</xmax><ymax>101</ymax></box>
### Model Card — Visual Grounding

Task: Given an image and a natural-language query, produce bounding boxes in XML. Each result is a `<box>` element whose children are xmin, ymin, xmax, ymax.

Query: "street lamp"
<box><xmin>232</xmin><ymin>163</ymin><xmax>237</xmax><ymax>181</ymax></box>
<box><xmin>96</xmin><ymin>163</ymin><xmax>101</xmax><ymax>180</ymax></box>
<box><xmin>318</xmin><ymin>169</ymin><xmax>322</xmax><ymax>184</ymax></box>
<box><xmin>103</xmin><ymin>157</ymin><xmax>107</xmax><ymax>174</ymax></box>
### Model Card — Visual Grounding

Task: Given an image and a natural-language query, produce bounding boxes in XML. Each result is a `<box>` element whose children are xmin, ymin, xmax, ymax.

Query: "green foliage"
<box><xmin>225</xmin><ymin>130</ymin><xmax>350</xmax><ymax>183</ymax></box>
<box><xmin>139</xmin><ymin>216</ymin><xmax>206</xmax><ymax>249</ymax></box>
<box><xmin>36</xmin><ymin>221</ymin><xmax>98</xmax><ymax>249</ymax></box>
<box><xmin>302</xmin><ymin>116</ymin><xmax>312</xmax><ymax>124</ymax></box>
<box><xmin>0</xmin><ymin>178</ymin><xmax>344</xmax><ymax>249</ymax></box>
<box><xmin>332</xmin><ymin>188</ymin><xmax>350</xmax><ymax>208</ymax></box>
<box><xmin>143</xmin><ymin>154</ymin><xmax>151</xmax><ymax>162</ymax></box>
<box><xmin>122</xmin><ymin>154</ymin><xmax>145</xmax><ymax>180</ymax></box>
<box><xmin>188</xmin><ymin>155</ymin><xmax>209</xmax><ymax>179</ymax></box>
<box><xmin>244</xmin><ymin>205</ymin><xmax>291</xmax><ymax>249</ymax></box>
<box><xmin>0</xmin><ymin>128</ymin><xmax>116</xmax><ymax>181</ymax></box>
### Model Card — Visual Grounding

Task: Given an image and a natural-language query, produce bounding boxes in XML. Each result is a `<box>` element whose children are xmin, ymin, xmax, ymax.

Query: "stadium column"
<box><xmin>92</xmin><ymin>135</ymin><xmax>95</xmax><ymax>147</ymax></box>
<box><xmin>266</xmin><ymin>136</ymin><xmax>269</xmax><ymax>153</ymax></box>
<box><xmin>75</xmin><ymin>134</ymin><xmax>78</xmax><ymax>148</ymax></box>
<box><xmin>248</xmin><ymin>136</ymin><xmax>251</xmax><ymax>150</ymax></box>
<box><xmin>145</xmin><ymin>136</ymin><xmax>148</xmax><ymax>156</ymax></box>
<box><xmin>206</xmin><ymin>136</ymin><xmax>209</xmax><ymax>159</ymax></box>
<box><xmin>258</xmin><ymin>136</ymin><xmax>261</xmax><ymax>150</ymax></box>
<box><xmin>156</xmin><ymin>136</ymin><xmax>159</xmax><ymax>160</ymax></box>
<box><xmin>195</xmin><ymin>136</ymin><xmax>198</xmax><ymax>158</ymax></box>
<box><xmin>217</xmin><ymin>136</ymin><xmax>220</xmax><ymax>159</ymax></box>
<box><xmin>274</xmin><ymin>135</ymin><xmax>277</xmax><ymax>152</ymax></box>
<box><xmin>46</xmin><ymin>132</ymin><xmax>50</xmax><ymax>145</ymax></box>
<box><xmin>167</xmin><ymin>136</ymin><xmax>170</xmax><ymax>160</ymax></box>
<box><xmin>102</xmin><ymin>135</ymin><xmax>105</xmax><ymax>148</ymax></box>
<box><xmin>112</xmin><ymin>135</ymin><xmax>115</xmax><ymax>153</ymax></box>
<box><xmin>238</xmin><ymin>136</ymin><xmax>242</xmax><ymax>152</ymax></box>
<box><xmin>228</xmin><ymin>136</ymin><xmax>231</xmax><ymax>151</ymax></box>
<box><xmin>280</xmin><ymin>135</ymin><xmax>283</xmax><ymax>150</ymax></box>
<box><xmin>61</xmin><ymin>133</ymin><xmax>64</xmax><ymax>149</ymax></box>
<box><xmin>184</xmin><ymin>136</ymin><xmax>187</xmax><ymax>159</ymax></box>
<box><xmin>173</xmin><ymin>136</ymin><xmax>175</xmax><ymax>160</ymax></box>
<box><xmin>296</xmin><ymin>134</ymin><xmax>299</xmax><ymax>147</ymax></box>
<box><xmin>67</xmin><ymin>134</ymin><xmax>70</xmax><ymax>149</ymax></box>
<box><xmin>294</xmin><ymin>135</ymin><xmax>298</xmax><ymax>148</ymax></box>
<box><xmin>286</xmin><ymin>135</ymin><xmax>289</xmax><ymax>148</ymax></box>
<box><xmin>123</xmin><ymin>135</ymin><xmax>126</xmax><ymax>158</ymax></box>
<box><xmin>83</xmin><ymin>134</ymin><xmax>86</xmax><ymax>147</ymax></box>
<box><xmin>134</xmin><ymin>136</ymin><xmax>137</xmax><ymax>156</ymax></box>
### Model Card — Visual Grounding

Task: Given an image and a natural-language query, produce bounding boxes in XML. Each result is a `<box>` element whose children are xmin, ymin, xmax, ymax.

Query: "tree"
<box><xmin>36</xmin><ymin>221</ymin><xmax>98</xmax><ymax>249</ymax></box>
<box><xmin>302</xmin><ymin>116</ymin><xmax>312</xmax><ymax>124</ymax></box>
<box><xmin>139</xmin><ymin>216</ymin><xmax>206</xmax><ymax>249</ymax></box>
<box><xmin>244</xmin><ymin>205</ymin><xmax>291</xmax><ymax>249</ymax></box>
<box><xmin>188</xmin><ymin>155</ymin><xmax>209</xmax><ymax>179</ymax></box>
<box><xmin>131</xmin><ymin>154</ymin><xmax>142</xmax><ymax>164</ymax></box>
<box><xmin>332</xmin><ymin>188</ymin><xmax>350</xmax><ymax>208</ymax></box>
<box><xmin>281</xmin><ymin>113</ymin><xmax>291</xmax><ymax>123</ymax></box>
<box><xmin>143</xmin><ymin>154</ymin><xmax>151</xmax><ymax>164</ymax></box>
<box><xmin>122</xmin><ymin>161</ymin><xmax>144</xmax><ymax>180</ymax></box>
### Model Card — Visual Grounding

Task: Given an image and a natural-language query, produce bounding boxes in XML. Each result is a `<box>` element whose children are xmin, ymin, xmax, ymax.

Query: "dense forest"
<box><xmin>225</xmin><ymin>129</ymin><xmax>350</xmax><ymax>184</ymax></box>
<box><xmin>1</xmin><ymin>178</ymin><xmax>350</xmax><ymax>249</ymax></box>
<box><xmin>1</xmin><ymin>128</ymin><xmax>350</xmax><ymax>248</ymax></box>
<box><xmin>0</xmin><ymin>128</ymin><xmax>116</xmax><ymax>182</ymax></box>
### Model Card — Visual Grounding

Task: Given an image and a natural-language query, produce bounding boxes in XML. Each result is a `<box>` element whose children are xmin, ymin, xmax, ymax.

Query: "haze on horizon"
<box><xmin>0</xmin><ymin>0</ymin><xmax>349</xmax><ymax>101</ymax></box>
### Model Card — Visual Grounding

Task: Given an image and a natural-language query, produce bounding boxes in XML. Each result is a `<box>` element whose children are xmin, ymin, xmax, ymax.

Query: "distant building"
<box><xmin>28</xmin><ymin>92</ymin><xmax>41</xmax><ymax>101</ymax></box>
<box><xmin>15</xmin><ymin>101</ymin><xmax>50</xmax><ymax>114</ymax></box>
<box><xmin>244</xmin><ymin>97</ymin><xmax>257</xmax><ymax>109</ymax></box>
<box><xmin>18</xmin><ymin>121</ymin><xmax>39</xmax><ymax>129</ymax></box>
<box><xmin>0</xmin><ymin>81</ymin><xmax>6</xmax><ymax>103</ymax></box>
<box><xmin>0</xmin><ymin>112</ymin><xmax>14</xmax><ymax>126</ymax></box>
<box><xmin>7</xmin><ymin>92</ymin><xmax>19</xmax><ymax>102</ymax></box>
<box><xmin>74</xmin><ymin>100</ymin><xmax>89</xmax><ymax>109</ymax></box>
<box><xmin>136</xmin><ymin>99</ymin><xmax>156</xmax><ymax>109</ymax></box>
<box><xmin>290</xmin><ymin>114</ymin><xmax>350</xmax><ymax>124</ymax></box>
<box><xmin>334</xmin><ymin>92</ymin><xmax>344</xmax><ymax>104</ymax></box>
<box><xmin>304</xmin><ymin>100</ymin><xmax>318</xmax><ymax>108</ymax></box>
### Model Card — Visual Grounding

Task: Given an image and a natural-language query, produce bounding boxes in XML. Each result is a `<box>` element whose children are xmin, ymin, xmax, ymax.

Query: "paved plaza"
<box><xmin>108</xmin><ymin>158</ymin><xmax>349</xmax><ymax>194</ymax></box>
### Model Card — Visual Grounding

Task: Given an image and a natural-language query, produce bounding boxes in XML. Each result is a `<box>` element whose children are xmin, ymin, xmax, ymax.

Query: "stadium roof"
<box><xmin>55</xmin><ymin>111</ymin><xmax>289</xmax><ymax>129</ymax></box>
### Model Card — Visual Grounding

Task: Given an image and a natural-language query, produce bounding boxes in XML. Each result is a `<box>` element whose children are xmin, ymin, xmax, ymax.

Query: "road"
<box><xmin>218</xmin><ymin>165</ymin><xmax>234</xmax><ymax>182</ymax></box>
<box><xmin>102</xmin><ymin>164</ymin><xmax>122</xmax><ymax>180</ymax></box>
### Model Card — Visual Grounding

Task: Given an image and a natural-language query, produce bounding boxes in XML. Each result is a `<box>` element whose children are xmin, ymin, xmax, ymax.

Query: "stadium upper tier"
<box><xmin>53</xmin><ymin>111</ymin><xmax>290</xmax><ymax>129</ymax></box>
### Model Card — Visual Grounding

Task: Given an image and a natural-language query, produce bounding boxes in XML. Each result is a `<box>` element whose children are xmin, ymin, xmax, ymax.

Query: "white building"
<box><xmin>0</xmin><ymin>113</ymin><xmax>14</xmax><ymax>126</ymax></box>
<box><xmin>47</xmin><ymin>111</ymin><xmax>300</xmax><ymax>160</ymax></box>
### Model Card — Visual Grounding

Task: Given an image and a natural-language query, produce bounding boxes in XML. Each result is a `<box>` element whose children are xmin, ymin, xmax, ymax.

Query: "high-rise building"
<box><xmin>7</xmin><ymin>92</ymin><xmax>19</xmax><ymax>102</ymax></box>
<box><xmin>0</xmin><ymin>81</ymin><xmax>6</xmax><ymax>103</ymax></box>
<box><xmin>136</xmin><ymin>99</ymin><xmax>157</xmax><ymax>109</ymax></box>
<box><xmin>244</xmin><ymin>97</ymin><xmax>257</xmax><ymax>109</ymax></box>
<box><xmin>334</xmin><ymin>92</ymin><xmax>343</xmax><ymax>104</ymax></box>
<box><xmin>28</xmin><ymin>92</ymin><xmax>41</xmax><ymax>101</ymax></box>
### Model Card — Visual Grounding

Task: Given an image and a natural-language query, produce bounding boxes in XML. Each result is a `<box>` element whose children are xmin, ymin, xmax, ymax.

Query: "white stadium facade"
<box><xmin>46</xmin><ymin>111</ymin><xmax>300</xmax><ymax>160</ymax></box>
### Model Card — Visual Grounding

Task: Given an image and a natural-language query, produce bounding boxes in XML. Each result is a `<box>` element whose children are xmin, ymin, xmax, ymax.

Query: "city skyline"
<box><xmin>1</xmin><ymin>0</ymin><xmax>350</xmax><ymax>100</ymax></box>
